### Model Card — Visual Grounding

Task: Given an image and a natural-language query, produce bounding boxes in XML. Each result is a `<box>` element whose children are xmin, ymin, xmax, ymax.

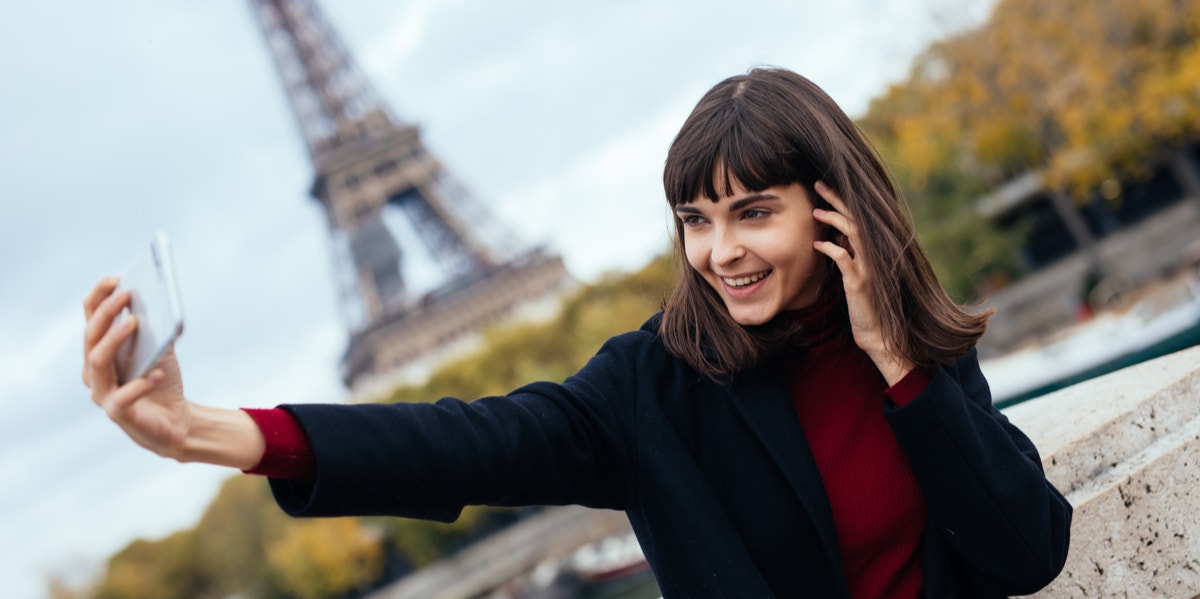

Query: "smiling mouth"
<box><xmin>722</xmin><ymin>270</ymin><xmax>771</xmax><ymax>288</ymax></box>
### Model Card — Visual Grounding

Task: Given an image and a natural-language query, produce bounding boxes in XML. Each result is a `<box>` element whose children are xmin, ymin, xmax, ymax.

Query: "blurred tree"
<box><xmin>266</xmin><ymin>518</ymin><xmax>385</xmax><ymax>599</ymax></box>
<box><xmin>861</xmin><ymin>110</ymin><xmax>1025</xmax><ymax>299</ymax></box>
<box><xmin>908</xmin><ymin>164</ymin><xmax>1026</xmax><ymax>300</ymax></box>
<box><xmin>93</xmin><ymin>531</ymin><xmax>205</xmax><ymax>599</ymax></box>
<box><xmin>192</xmin><ymin>475</ymin><xmax>292</xmax><ymax>598</ymax></box>
<box><xmin>869</xmin><ymin>0</ymin><xmax>1200</xmax><ymax>196</ymax></box>
<box><xmin>861</xmin><ymin>0</ymin><xmax>1200</xmax><ymax>296</ymax></box>
<box><xmin>85</xmin><ymin>477</ymin><xmax>295</xmax><ymax>599</ymax></box>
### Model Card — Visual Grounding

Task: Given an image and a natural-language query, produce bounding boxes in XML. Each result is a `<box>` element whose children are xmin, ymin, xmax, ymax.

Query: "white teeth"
<box><xmin>723</xmin><ymin>270</ymin><xmax>769</xmax><ymax>287</ymax></box>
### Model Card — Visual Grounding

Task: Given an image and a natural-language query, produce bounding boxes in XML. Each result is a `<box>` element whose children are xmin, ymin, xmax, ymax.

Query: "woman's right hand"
<box><xmin>83</xmin><ymin>277</ymin><xmax>191</xmax><ymax>460</ymax></box>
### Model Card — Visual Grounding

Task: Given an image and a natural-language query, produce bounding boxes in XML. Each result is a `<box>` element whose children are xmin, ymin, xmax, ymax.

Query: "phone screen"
<box><xmin>114</xmin><ymin>233</ymin><xmax>184</xmax><ymax>384</ymax></box>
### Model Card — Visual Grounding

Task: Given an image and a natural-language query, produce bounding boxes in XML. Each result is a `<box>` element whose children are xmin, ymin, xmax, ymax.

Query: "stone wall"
<box><xmin>1004</xmin><ymin>345</ymin><xmax>1200</xmax><ymax>597</ymax></box>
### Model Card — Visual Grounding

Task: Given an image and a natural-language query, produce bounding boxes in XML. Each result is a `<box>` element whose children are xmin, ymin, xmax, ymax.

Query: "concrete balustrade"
<box><xmin>1006</xmin><ymin>345</ymin><xmax>1200</xmax><ymax>597</ymax></box>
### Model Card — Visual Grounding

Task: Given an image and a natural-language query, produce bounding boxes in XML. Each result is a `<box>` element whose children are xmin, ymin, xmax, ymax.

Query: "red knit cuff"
<box><xmin>884</xmin><ymin>366</ymin><xmax>932</xmax><ymax>407</ymax></box>
<box><xmin>241</xmin><ymin>408</ymin><xmax>317</xmax><ymax>481</ymax></box>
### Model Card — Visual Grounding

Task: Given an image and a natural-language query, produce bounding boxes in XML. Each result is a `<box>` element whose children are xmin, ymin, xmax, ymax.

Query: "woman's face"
<box><xmin>675</xmin><ymin>179</ymin><xmax>827</xmax><ymax>325</ymax></box>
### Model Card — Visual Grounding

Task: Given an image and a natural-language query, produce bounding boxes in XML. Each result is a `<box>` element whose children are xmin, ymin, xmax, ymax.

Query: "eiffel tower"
<box><xmin>248</xmin><ymin>0</ymin><xmax>573</xmax><ymax>393</ymax></box>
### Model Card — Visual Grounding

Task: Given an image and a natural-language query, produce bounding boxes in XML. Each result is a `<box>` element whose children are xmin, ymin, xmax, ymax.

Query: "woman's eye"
<box><xmin>681</xmin><ymin>215</ymin><xmax>706</xmax><ymax>227</ymax></box>
<box><xmin>742</xmin><ymin>208</ymin><xmax>768</xmax><ymax>220</ymax></box>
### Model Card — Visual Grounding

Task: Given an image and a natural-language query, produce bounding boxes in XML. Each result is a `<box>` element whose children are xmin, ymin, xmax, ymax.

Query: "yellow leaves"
<box><xmin>95</xmin><ymin>532</ymin><xmax>203</xmax><ymax>599</ymax></box>
<box><xmin>892</xmin><ymin>118</ymin><xmax>953</xmax><ymax>189</ymax></box>
<box><xmin>266</xmin><ymin>518</ymin><xmax>385</xmax><ymax>599</ymax></box>
<box><xmin>865</xmin><ymin>0</ymin><xmax>1200</xmax><ymax>200</ymax></box>
<box><xmin>193</xmin><ymin>476</ymin><xmax>288</xmax><ymax>586</ymax></box>
<box><xmin>973</xmin><ymin>116</ymin><xmax>1038</xmax><ymax>172</ymax></box>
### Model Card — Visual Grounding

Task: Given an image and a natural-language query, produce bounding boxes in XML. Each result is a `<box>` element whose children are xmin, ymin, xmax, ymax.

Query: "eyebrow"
<box><xmin>674</xmin><ymin>193</ymin><xmax>780</xmax><ymax>215</ymax></box>
<box><xmin>728</xmin><ymin>193</ymin><xmax>779</xmax><ymax>211</ymax></box>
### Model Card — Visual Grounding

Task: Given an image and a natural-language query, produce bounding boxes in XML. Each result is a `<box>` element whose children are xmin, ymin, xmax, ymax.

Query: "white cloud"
<box><xmin>361</xmin><ymin>0</ymin><xmax>443</xmax><ymax>76</ymax></box>
<box><xmin>494</xmin><ymin>109</ymin><xmax>684</xmax><ymax>279</ymax></box>
<box><xmin>0</xmin><ymin>307</ymin><xmax>80</xmax><ymax>406</ymax></box>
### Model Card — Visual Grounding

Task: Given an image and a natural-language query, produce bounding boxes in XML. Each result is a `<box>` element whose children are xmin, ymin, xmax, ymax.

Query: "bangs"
<box><xmin>664</xmin><ymin>78</ymin><xmax>822</xmax><ymax>206</ymax></box>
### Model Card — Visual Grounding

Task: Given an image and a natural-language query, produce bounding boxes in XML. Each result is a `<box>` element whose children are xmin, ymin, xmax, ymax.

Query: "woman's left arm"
<box><xmin>885</xmin><ymin>349</ymin><xmax>1072</xmax><ymax>596</ymax></box>
<box><xmin>812</xmin><ymin>181</ymin><xmax>1071</xmax><ymax>593</ymax></box>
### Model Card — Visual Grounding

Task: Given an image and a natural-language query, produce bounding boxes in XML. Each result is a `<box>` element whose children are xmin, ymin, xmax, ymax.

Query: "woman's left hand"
<box><xmin>811</xmin><ymin>181</ymin><xmax>914</xmax><ymax>386</ymax></box>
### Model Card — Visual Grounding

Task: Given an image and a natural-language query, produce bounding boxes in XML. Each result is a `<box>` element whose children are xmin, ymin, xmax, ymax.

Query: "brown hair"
<box><xmin>660</xmin><ymin>67</ymin><xmax>991</xmax><ymax>380</ymax></box>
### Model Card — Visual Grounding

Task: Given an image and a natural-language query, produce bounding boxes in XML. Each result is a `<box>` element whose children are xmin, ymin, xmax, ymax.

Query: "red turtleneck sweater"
<box><xmin>243</xmin><ymin>293</ymin><xmax>931</xmax><ymax>598</ymax></box>
<box><xmin>785</xmin><ymin>289</ymin><xmax>930</xmax><ymax>599</ymax></box>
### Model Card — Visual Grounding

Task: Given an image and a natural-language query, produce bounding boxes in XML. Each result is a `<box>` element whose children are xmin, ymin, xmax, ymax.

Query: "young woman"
<box><xmin>83</xmin><ymin>67</ymin><xmax>1071</xmax><ymax>598</ymax></box>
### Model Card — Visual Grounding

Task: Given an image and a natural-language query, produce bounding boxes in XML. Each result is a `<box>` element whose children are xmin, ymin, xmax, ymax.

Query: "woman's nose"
<box><xmin>711</xmin><ymin>226</ymin><xmax>745</xmax><ymax>266</ymax></box>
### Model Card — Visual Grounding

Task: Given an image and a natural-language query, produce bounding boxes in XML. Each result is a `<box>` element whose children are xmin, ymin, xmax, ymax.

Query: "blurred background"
<box><xmin>3</xmin><ymin>0</ymin><xmax>1199</xmax><ymax>598</ymax></box>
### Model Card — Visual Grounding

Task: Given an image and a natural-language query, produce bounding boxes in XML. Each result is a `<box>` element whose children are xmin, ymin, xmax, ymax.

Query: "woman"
<box><xmin>83</xmin><ymin>67</ymin><xmax>1071</xmax><ymax>597</ymax></box>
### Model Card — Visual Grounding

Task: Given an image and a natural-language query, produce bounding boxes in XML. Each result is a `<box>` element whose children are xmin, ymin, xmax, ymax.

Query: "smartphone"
<box><xmin>114</xmin><ymin>232</ymin><xmax>185</xmax><ymax>384</ymax></box>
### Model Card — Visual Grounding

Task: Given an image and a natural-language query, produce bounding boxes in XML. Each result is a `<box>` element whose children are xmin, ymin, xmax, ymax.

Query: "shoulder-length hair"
<box><xmin>660</xmin><ymin>67</ymin><xmax>990</xmax><ymax>380</ymax></box>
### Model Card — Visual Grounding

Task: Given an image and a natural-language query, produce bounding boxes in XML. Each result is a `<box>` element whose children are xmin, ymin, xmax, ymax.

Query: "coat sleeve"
<box><xmin>884</xmin><ymin>347</ymin><xmax>1072</xmax><ymax>596</ymax></box>
<box><xmin>266</xmin><ymin>333</ymin><xmax>646</xmax><ymax>522</ymax></box>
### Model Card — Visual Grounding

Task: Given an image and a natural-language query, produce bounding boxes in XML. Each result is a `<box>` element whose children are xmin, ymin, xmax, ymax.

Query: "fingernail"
<box><xmin>813</xmin><ymin>208</ymin><xmax>825</xmax><ymax>216</ymax></box>
<box><xmin>815</xmin><ymin>181</ymin><xmax>827</xmax><ymax>191</ymax></box>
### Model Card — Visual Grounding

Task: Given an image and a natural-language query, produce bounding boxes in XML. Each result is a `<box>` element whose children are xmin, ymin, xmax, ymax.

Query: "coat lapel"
<box><xmin>725</xmin><ymin>366</ymin><xmax>848</xmax><ymax>588</ymax></box>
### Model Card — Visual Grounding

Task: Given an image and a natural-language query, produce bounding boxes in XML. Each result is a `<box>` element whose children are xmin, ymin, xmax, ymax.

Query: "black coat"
<box><xmin>268</xmin><ymin>317</ymin><xmax>1071</xmax><ymax>598</ymax></box>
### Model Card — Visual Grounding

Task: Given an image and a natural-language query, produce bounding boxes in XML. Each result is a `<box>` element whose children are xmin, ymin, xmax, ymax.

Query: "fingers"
<box><xmin>812</xmin><ymin>180</ymin><xmax>868</xmax><ymax>260</ymax></box>
<box><xmin>811</xmin><ymin>180</ymin><xmax>865</xmax><ymax>284</ymax></box>
<box><xmin>100</xmin><ymin>368</ymin><xmax>163</xmax><ymax>419</ymax></box>
<box><xmin>83</xmin><ymin>286</ymin><xmax>130</xmax><ymax>385</ymax></box>
<box><xmin>83</xmin><ymin>277</ymin><xmax>120</xmax><ymax>321</ymax></box>
<box><xmin>85</xmin><ymin>313</ymin><xmax>137</xmax><ymax>397</ymax></box>
<box><xmin>813</xmin><ymin>239</ymin><xmax>857</xmax><ymax>276</ymax></box>
<box><xmin>84</xmin><ymin>288</ymin><xmax>130</xmax><ymax>350</ymax></box>
<box><xmin>813</xmin><ymin>209</ymin><xmax>858</xmax><ymax>245</ymax></box>
<box><xmin>811</xmin><ymin>181</ymin><xmax>859</xmax><ymax>237</ymax></box>
<box><xmin>813</xmin><ymin>180</ymin><xmax>847</xmax><ymax>211</ymax></box>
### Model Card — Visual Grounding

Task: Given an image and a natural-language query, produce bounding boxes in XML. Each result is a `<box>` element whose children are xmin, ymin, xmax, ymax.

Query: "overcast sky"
<box><xmin>0</xmin><ymin>1</ymin><xmax>994</xmax><ymax>597</ymax></box>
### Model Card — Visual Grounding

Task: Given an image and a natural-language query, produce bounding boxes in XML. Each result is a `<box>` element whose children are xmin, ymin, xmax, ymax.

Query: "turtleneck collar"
<box><xmin>782</xmin><ymin>281</ymin><xmax>848</xmax><ymax>347</ymax></box>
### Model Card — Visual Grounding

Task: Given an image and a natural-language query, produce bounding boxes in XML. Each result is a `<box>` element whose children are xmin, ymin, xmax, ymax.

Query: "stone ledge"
<box><xmin>1004</xmin><ymin>345</ymin><xmax>1200</xmax><ymax>597</ymax></box>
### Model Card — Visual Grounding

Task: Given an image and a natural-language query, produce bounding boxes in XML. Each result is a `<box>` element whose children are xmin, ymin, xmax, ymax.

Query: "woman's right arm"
<box><xmin>82</xmin><ymin>277</ymin><xmax>265</xmax><ymax>471</ymax></box>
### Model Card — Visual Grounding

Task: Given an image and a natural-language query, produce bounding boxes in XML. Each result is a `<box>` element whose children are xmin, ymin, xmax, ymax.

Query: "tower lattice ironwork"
<box><xmin>248</xmin><ymin>0</ymin><xmax>572</xmax><ymax>392</ymax></box>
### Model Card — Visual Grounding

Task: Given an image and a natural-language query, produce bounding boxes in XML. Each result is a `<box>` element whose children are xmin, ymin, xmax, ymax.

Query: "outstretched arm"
<box><xmin>82</xmin><ymin>277</ymin><xmax>265</xmax><ymax>470</ymax></box>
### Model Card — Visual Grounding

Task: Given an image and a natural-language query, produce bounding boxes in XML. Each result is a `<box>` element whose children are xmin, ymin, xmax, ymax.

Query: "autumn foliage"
<box><xmin>865</xmin><ymin>0</ymin><xmax>1200</xmax><ymax>192</ymax></box>
<box><xmin>858</xmin><ymin>0</ymin><xmax>1200</xmax><ymax>297</ymax></box>
<box><xmin>266</xmin><ymin>519</ymin><xmax>385</xmax><ymax>599</ymax></box>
